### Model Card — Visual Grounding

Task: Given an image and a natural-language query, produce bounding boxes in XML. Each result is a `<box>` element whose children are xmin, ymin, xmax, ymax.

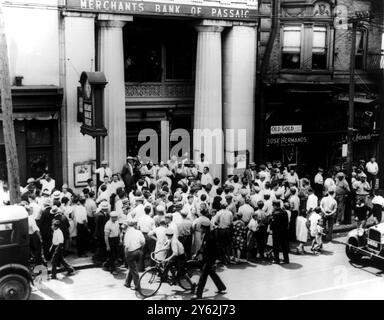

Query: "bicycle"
<box><xmin>138</xmin><ymin>251</ymin><xmax>198</xmax><ymax>298</ymax></box>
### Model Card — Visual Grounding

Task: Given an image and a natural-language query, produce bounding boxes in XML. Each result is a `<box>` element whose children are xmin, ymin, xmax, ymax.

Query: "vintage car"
<box><xmin>0</xmin><ymin>205</ymin><xmax>33</xmax><ymax>300</ymax></box>
<box><xmin>345</xmin><ymin>223</ymin><xmax>384</xmax><ymax>263</ymax></box>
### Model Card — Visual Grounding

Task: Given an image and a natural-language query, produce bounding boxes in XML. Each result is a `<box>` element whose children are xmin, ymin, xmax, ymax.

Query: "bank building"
<box><xmin>1</xmin><ymin>0</ymin><xmax>383</xmax><ymax>190</ymax></box>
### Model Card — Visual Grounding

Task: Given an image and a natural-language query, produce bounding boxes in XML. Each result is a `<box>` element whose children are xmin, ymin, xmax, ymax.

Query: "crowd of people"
<box><xmin>1</xmin><ymin>154</ymin><xmax>383</xmax><ymax>298</ymax></box>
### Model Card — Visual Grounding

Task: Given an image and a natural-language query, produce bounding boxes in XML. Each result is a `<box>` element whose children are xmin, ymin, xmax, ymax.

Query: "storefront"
<box><xmin>0</xmin><ymin>86</ymin><xmax>63</xmax><ymax>185</ymax></box>
<box><xmin>263</xmin><ymin>85</ymin><xmax>381</xmax><ymax>176</ymax></box>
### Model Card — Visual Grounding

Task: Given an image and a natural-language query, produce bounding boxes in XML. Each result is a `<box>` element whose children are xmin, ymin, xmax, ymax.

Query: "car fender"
<box><xmin>0</xmin><ymin>264</ymin><xmax>33</xmax><ymax>284</ymax></box>
<box><xmin>347</xmin><ymin>229</ymin><xmax>359</xmax><ymax>239</ymax></box>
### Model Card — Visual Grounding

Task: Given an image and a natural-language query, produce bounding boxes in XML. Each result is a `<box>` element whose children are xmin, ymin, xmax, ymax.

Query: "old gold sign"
<box><xmin>66</xmin><ymin>0</ymin><xmax>258</xmax><ymax>21</ymax></box>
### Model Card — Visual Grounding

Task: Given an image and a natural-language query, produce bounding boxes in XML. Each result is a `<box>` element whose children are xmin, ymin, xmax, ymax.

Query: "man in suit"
<box><xmin>121</xmin><ymin>156</ymin><xmax>135</xmax><ymax>193</ymax></box>
<box><xmin>244</xmin><ymin>162</ymin><xmax>257</xmax><ymax>185</ymax></box>
<box><xmin>270</xmin><ymin>200</ymin><xmax>290</xmax><ymax>264</ymax></box>
<box><xmin>192</xmin><ymin>220</ymin><xmax>226</xmax><ymax>299</ymax></box>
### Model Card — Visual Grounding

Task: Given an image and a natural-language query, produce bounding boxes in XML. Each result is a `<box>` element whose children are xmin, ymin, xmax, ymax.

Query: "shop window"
<box><xmin>282</xmin><ymin>26</ymin><xmax>302</xmax><ymax>69</ymax></box>
<box><xmin>355</xmin><ymin>30</ymin><xmax>367</xmax><ymax>70</ymax></box>
<box><xmin>312</xmin><ymin>26</ymin><xmax>327</xmax><ymax>69</ymax></box>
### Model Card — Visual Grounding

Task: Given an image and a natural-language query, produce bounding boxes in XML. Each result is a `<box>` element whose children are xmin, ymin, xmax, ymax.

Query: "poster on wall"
<box><xmin>74</xmin><ymin>161</ymin><xmax>95</xmax><ymax>187</ymax></box>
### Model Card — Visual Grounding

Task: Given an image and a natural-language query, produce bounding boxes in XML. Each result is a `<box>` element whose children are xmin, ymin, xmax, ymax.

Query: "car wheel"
<box><xmin>346</xmin><ymin>237</ymin><xmax>363</xmax><ymax>263</ymax></box>
<box><xmin>0</xmin><ymin>273</ymin><xmax>31</xmax><ymax>300</ymax></box>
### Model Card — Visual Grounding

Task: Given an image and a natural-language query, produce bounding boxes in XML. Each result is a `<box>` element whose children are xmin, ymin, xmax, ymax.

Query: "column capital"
<box><xmin>194</xmin><ymin>19</ymin><xmax>232</xmax><ymax>32</ymax></box>
<box><xmin>97</xmin><ymin>14</ymin><xmax>133</xmax><ymax>28</ymax></box>
<box><xmin>195</xmin><ymin>25</ymin><xmax>224</xmax><ymax>33</ymax></box>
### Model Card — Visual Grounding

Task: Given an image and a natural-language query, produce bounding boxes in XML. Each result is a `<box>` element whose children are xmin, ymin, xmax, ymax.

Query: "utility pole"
<box><xmin>346</xmin><ymin>20</ymin><xmax>357</xmax><ymax>176</ymax></box>
<box><xmin>0</xmin><ymin>3</ymin><xmax>21</xmax><ymax>204</ymax></box>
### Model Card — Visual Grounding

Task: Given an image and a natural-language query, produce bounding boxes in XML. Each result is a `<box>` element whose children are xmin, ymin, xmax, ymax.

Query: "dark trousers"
<box><xmin>30</xmin><ymin>232</ymin><xmax>45</xmax><ymax>265</ymax></box>
<box><xmin>105</xmin><ymin>237</ymin><xmax>119</xmax><ymax>271</ymax></box>
<box><xmin>179</xmin><ymin>235</ymin><xmax>192</xmax><ymax>260</ymax></box>
<box><xmin>314</xmin><ymin>183</ymin><xmax>323</xmax><ymax>199</ymax></box>
<box><xmin>139</xmin><ymin>233</ymin><xmax>151</xmax><ymax>271</ymax></box>
<box><xmin>51</xmin><ymin>244</ymin><xmax>73</xmax><ymax>277</ymax></box>
<box><xmin>94</xmin><ymin>237</ymin><xmax>107</xmax><ymax>263</ymax></box>
<box><xmin>42</xmin><ymin>234</ymin><xmax>52</xmax><ymax>261</ymax></box>
<box><xmin>289</xmin><ymin>211</ymin><xmax>298</xmax><ymax>242</ymax></box>
<box><xmin>367</xmin><ymin>173</ymin><xmax>376</xmax><ymax>190</ymax></box>
<box><xmin>255</xmin><ymin>227</ymin><xmax>267</xmax><ymax>258</ymax></box>
<box><xmin>125</xmin><ymin>248</ymin><xmax>142</xmax><ymax>288</ymax></box>
<box><xmin>87</xmin><ymin>217</ymin><xmax>96</xmax><ymax>252</ymax></box>
<box><xmin>195</xmin><ymin>262</ymin><xmax>226</xmax><ymax>298</ymax></box>
<box><xmin>76</xmin><ymin>223</ymin><xmax>88</xmax><ymax>256</ymax></box>
<box><xmin>217</xmin><ymin>228</ymin><xmax>231</xmax><ymax>263</ymax></box>
<box><xmin>272</xmin><ymin>234</ymin><xmax>289</xmax><ymax>263</ymax></box>
<box><xmin>323</xmin><ymin>214</ymin><xmax>334</xmax><ymax>241</ymax></box>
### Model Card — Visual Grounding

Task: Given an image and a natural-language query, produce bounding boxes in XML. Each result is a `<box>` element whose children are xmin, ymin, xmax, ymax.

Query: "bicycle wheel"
<box><xmin>138</xmin><ymin>267</ymin><xmax>162</xmax><ymax>298</ymax></box>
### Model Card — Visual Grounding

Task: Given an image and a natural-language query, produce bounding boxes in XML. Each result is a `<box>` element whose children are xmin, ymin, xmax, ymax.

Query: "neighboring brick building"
<box><xmin>257</xmin><ymin>0</ymin><xmax>383</xmax><ymax>178</ymax></box>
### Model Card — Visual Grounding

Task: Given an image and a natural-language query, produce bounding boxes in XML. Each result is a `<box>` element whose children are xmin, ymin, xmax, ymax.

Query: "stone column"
<box><xmin>194</xmin><ymin>20</ymin><xmax>227</xmax><ymax>180</ymax></box>
<box><xmin>223</xmin><ymin>24</ymin><xmax>257</xmax><ymax>178</ymax></box>
<box><xmin>97</xmin><ymin>14</ymin><xmax>132</xmax><ymax>174</ymax></box>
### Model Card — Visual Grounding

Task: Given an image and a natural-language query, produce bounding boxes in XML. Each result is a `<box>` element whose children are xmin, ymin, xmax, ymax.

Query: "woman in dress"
<box><xmin>231</xmin><ymin>212</ymin><xmax>247</xmax><ymax>263</ymax></box>
<box><xmin>295</xmin><ymin>209</ymin><xmax>308</xmax><ymax>254</ymax></box>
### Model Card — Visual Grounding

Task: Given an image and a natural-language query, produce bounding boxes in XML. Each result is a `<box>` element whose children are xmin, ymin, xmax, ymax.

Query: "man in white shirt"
<box><xmin>196</xmin><ymin>153</ymin><xmax>210</xmax><ymax>180</ymax></box>
<box><xmin>306</xmin><ymin>188</ymin><xmax>318</xmax><ymax>214</ymax></box>
<box><xmin>73</xmin><ymin>197</ymin><xmax>89</xmax><ymax>257</ymax></box>
<box><xmin>320</xmin><ymin>190</ymin><xmax>337</xmax><ymax>241</ymax></box>
<box><xmin>128</xmin><ymin>195</ymin><xmax>146</xmax><ymax>220</ymax></box>
<box><xmin>201</xmin><ymin>167</ymin><xmax>213</xmax><ymax>187</ymax></box>
<box><xmin>104</xmin><ymin>211</ymin><xmax>121</xmax><ymax>274</ymax></box>
<box><xmin>95</xmin><ymin>160</ymin><xmax>112</xmax><ymax>183</ymax></box>
<box><xmin>109</xmin><ymin>174</ymin><xmax>125</xmax><ymax>195</ymax></box>
<box><xmin>124</xmin><ymin>219</ymin><xmax>145</xmax><ymax>290</ymax></box>
<box><xmin>137</xmin><ymin>206</ymin><xmax>155</xmax><ymax>270</ymax></box>
<box><xmin>39</xmin><ymin>173</ymin><xmax>56</xmax><ymax>195</ymax></box>
<box><xmin>50</xmin><ymin>220</ymin><xmax>74</xmax><ymax>279</ymax></box>
<box><xmin>366</xmin><ymin>157</ymin><xmax>379</xmax><ymax>189</ymax></box>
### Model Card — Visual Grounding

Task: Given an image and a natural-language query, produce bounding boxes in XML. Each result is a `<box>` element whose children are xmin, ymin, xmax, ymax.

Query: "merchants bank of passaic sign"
<box><xmin>67</xmin><ymin>0</ymin><xmax>258</xmax><ymax>21</ymax></box>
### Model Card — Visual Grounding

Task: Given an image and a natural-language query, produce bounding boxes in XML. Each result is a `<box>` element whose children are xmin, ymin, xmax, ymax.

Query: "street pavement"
<box><xmin>30</xmin><ymin>235</ymin><xmax>384</xmax><ymax>300</ymax></box>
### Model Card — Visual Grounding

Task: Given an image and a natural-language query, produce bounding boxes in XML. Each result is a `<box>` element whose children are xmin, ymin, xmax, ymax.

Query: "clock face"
<box><xmin>83</xmin><ymin>79</ymin><xmax>92</xmax><ymax>100</ymax></box>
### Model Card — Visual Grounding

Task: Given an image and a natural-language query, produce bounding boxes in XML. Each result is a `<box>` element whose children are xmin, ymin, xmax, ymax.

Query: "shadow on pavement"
<box><xmin>279</xmin><ymin>262</ymin><xmax>302</xmax><ymax>270</ymax></box>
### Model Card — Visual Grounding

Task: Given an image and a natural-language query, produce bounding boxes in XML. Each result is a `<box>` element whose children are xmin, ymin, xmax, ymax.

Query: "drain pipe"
<box><xmin>257</xmin><ymin>0</ymin><xmax>280</xmax><ymax>164</ymax></box>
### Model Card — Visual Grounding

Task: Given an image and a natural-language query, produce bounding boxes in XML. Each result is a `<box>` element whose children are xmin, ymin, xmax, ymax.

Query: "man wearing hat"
<box><xmin>50</xmin><ymin>220</ymin><xmax>75</xmax><ymax>280</ymax></box>
<box><xmin>192</xmin><ymin>219</ymin><xmax>226</xmax><ymax>299</ymax></box>
<box><xmin>37</xmin><ymin>172</ymin><xmax>56</xmax><ymax>195</ymax></box>
<box><xmin>335</xmin><ymin>172</ymin><xmax>350</xmax><ymax>225</ymax></box>
<box><xmin>163</xmin><ymin>228</ymin><xmax>190</xmax><ymax>285</ymax></box>
<box><xmin>39</xmin><ymin>198</ymin><xmax>54</xmax><ymax>260</ymax></box>
<box><xmin>314</xmin><ymin>167</ymin><xmax>324</xmax><ymax>199</ymax></box>
<box><xmin>128</xmin><ymin>192</ymin><xmax>146</xmax><ymax>220</ymax></box>
<box><xmin>121</xmin><ymin>156</ymin><xmax>135</xmax><ymax>193</ymax></box>
<box><xmin>96</xmin><ymin>160</ymin><xmax>112</xmax><ymax>184</ymax></box>
<box><xmin>51</xmin><ymin>190</ymin><xmax>62</xmax><ymax>203</ymax></box>
<box><xmin>21</xmin><ymin>177</ymin><xmax>36</xmax><ymax>201</ymax></box>
<box><xmin>93</xmin><ymin>201</ymin><xmax>110</xmax><ymax>264</ymax></box>
<box><xmin>124</xmin><ymin>218</ymin><xmax>145</xmax><ymax>290</ymax></box>
<box><xmin>270</xmin><ymin>200</ymin><xmax>290</xmax><ymax>264</ymax></box>
<box><xmin>104</xmin><ymin>211</ymin><xmax>121</xmax><ymax>275</ymax></box>
<box><xmin>353</xmin><ymin>173</ymin><xmax>371</xmax><ymax>205</ymax></box>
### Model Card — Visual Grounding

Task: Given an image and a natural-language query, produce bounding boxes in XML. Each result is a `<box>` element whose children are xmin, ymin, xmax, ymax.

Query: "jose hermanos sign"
<box><xmin>66</xmin><ymin>0</ymin><xmax>258</xmax><ymax>21</ymax></box>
